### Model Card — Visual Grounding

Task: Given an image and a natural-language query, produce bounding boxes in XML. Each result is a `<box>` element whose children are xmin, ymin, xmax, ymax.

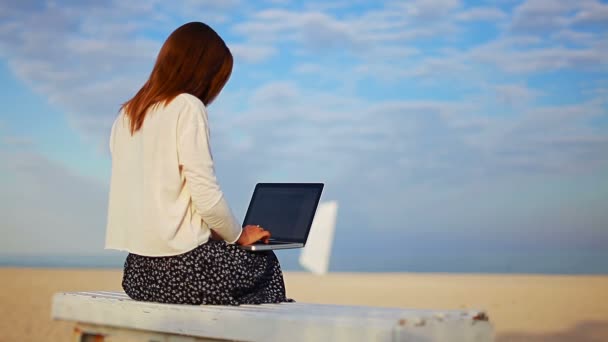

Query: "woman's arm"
<box><xmin>176</xmin><ymin>96</ymin><xmax>242</xmax><ymax>243</ymax></box>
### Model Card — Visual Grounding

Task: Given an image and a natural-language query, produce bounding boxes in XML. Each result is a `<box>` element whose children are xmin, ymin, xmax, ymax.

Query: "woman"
<box><xmin>105</xmin><ymin>22</ymin><xmax>291</xmax><ymax>305</ymax></box>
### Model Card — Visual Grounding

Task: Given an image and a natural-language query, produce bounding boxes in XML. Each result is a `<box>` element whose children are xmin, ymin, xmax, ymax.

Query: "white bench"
<box><xmin>51</xmin><ymin>291</ymin><xmax>494</xmax><ymax>342</ymax></box>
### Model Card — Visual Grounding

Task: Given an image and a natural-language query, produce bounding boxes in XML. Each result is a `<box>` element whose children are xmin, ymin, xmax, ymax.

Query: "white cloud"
<box><xmin>402</xmin><ymin>0</ymin><xmax>462</xmax><ymax>20</ymax></box>
<box><xmin>231</xmin><ymin>44</ymin><xmax>278</xmax><ymax>63</ymax></box>
<box><xmin>250</xmin><ymin>81</ymin><xmax>300</xmax><ymax>107</ymax></box>
<box><xmin>233</xmin><ymin>10</ymin><xmax>357</xmax><ymax>49</ymax></box>
<box><xmin>571</xmin><ymin>0</ymin><xmax>608</xmax><ymax>26</ymax></box>
<box><xmin>510</xmin><ymin>0</ymin><xmax>577</xmax><ymax>32</ymax></box>
<box><xmin>470</xmin><ymin>41</ymin><xmax>608</xmax><ymax>73</ymax></box>
<box><xmin>510</xmin><ymin>0</ymin><xmax>608</xmax><ymax>33</ymax></box>
<box><xmin>456</xmin><ymin>7</ymin><xmax>508</xmax><ymax>21</ymax></box>
<box><xmin>353</xmin><ymin>51</ymin><xmax>473</xmax><ymax>85</ymax></box>
<box><xmin>232</xmin><ymin>2</ymin><xmax>464</xmax><ymax>59</ymax></box>
<box><xmin>494</xmin><ymin>84</ymin><xmax>543</xmax><ymax>106</ymax></box>
<box><xmin>551</xmin><ymin>29</ymin><xmax>597</xmax><ymax>45</ymax></box>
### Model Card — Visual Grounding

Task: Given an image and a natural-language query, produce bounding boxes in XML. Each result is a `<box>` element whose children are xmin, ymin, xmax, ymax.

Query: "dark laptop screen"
<box><xmin>242</xmin><ymin>183</ymin><xmax>323</xmax><ymax>242</ymax></box>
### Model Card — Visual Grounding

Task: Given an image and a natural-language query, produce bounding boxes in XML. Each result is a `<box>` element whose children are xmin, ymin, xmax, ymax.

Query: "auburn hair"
<box><xmin>121</xmin><ymin>22</ymin><xmax>233</xmax><ymax>134</ymax></box>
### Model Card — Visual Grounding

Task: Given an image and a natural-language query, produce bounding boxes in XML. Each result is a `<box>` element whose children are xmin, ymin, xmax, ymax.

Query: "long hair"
<box><xmin>122</xmin><ymin>22</ymin><xmax>233</xmax><ymax>134</ymax></box>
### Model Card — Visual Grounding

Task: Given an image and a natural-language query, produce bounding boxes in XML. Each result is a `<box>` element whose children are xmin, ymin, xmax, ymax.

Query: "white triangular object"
<box><xmin>299</xmin><ymin>201</ymin><xmax>338</xmax><ymax>275</ymax></box>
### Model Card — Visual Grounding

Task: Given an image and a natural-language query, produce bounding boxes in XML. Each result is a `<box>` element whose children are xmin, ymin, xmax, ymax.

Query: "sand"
<box><xmin>0</xmin><ymin>268</ymin><xmax>606</xmax><ymax>341</ymax></box>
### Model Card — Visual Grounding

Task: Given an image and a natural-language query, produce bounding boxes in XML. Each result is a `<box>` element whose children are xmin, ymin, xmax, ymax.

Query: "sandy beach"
<box><xmin>0</xmin><ymin>268</ymin><xmax>606</xmax><ymax>341</ymax></box>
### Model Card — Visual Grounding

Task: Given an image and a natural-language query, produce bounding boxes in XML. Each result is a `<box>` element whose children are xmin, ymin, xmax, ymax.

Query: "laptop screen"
<box><xmin>242</xmin><ymin>183</ymin><xmax>324</xmax><ymax>243</ymax></box>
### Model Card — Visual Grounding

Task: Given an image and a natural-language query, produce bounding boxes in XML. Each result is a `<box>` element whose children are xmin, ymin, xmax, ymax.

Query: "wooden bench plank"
<box><xmin>68</xmin><ymin>291</ymin><xmax>481</xmax><ymax>319</ymax></box>
<box><xmin>52</xmin><ymin>291</ymin><xmax>493</xmax><ymax>342</ymax></box>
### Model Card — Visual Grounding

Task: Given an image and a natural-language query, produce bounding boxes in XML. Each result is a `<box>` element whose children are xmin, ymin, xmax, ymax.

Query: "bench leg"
<box><xmin>74</xmin><ymin>325</ymin><xmax>104</xmax><ymax>342</ymax></box>
<box><xmin>72</xmin><ymin>323</ymin><xmax>230</xmax><ymax>342</ymax></box>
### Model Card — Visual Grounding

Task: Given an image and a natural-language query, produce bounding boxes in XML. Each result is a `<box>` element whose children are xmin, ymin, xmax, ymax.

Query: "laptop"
<box><xmin>239</xmin><ymin>183</ymin><xmax>324</xmax><ymax>251</ymax></box>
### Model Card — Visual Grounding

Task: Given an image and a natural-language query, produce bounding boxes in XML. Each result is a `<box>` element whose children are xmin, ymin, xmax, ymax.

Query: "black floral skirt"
<box><xmin>122</xmin><ymin>239</ymin><xmax>293</xmax><ymax>306</ymax></box>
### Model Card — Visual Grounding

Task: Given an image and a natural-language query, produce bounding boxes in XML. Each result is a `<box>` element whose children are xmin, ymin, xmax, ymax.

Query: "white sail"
<box><xmin>299</xmin><ymin>201</ymin><xmax>338</xmax><ymax>275</ymax></box>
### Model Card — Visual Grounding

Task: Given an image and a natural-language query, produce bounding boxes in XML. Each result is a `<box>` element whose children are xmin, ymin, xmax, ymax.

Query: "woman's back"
<box><xmin>106</xmin><ymin>93</ymin><xmax>231</xmax><ymax>256</ymax></box>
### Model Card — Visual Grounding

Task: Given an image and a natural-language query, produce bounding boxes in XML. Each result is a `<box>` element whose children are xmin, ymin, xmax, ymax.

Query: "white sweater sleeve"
<box><xmin>176</xmin><ymin>97</ymin><xmax>242</xmax><ymax>244</ymax></box>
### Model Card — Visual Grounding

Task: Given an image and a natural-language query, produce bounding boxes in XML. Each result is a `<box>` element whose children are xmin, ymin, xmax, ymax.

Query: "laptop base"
<box><xmin>240</xmin><ymin>243</ymin><xmax>303</xmax><ymax>251</ymax></box>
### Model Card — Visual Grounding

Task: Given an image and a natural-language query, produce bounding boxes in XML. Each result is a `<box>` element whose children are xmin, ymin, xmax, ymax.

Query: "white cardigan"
<box><xmin>105</xmin><ymin>93</ymin><xmax>242</xmax><ymax>256</ymax></box>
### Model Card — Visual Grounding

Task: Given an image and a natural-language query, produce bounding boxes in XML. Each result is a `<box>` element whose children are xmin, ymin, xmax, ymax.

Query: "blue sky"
<box><xmin>0</xmin><ymin>0</ymin><xmax>607</xmax><ymax>271</ymax></box>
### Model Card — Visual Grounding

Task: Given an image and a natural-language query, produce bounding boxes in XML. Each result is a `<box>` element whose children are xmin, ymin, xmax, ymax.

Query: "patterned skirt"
<box><xmin>122</xmin><ymin>239</ymin><xmax>293</xmax><ymax>306</ymax></box>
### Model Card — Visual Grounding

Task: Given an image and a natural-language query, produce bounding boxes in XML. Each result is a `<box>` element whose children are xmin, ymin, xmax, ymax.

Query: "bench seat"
<box><xmin>52</xmin><ymin>291</ymin><xmax>493</xmax><ymax>341</ymax></box>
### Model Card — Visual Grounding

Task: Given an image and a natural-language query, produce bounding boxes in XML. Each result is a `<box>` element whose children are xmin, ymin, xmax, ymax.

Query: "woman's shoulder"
<box><xmin>170</xmin><ymin>94</ymin><xmax>210</xmax><ymax>130</ymax></box>
<box><xmin>172</xmin><ymin>93</ymin><xmax>207</xmax><ymax>113</ymax></box>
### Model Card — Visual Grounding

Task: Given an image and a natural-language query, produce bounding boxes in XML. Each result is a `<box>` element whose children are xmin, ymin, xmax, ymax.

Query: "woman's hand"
<box><xmin>237</xmin><ymin>225</ymin><xmax>271</xmax><ymax>246</ymax></box>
